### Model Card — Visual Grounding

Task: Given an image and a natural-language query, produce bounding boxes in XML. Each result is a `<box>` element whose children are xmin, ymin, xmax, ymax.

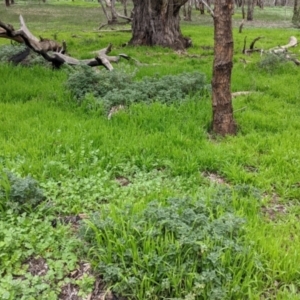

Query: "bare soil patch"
<box><xmin>261</xmin><ymin>193</ymin><xmax>289</xmax><ymax>221</ymax></box>
<box><xmin>202</xmin><ymin>171</ymin><xmax>228</xmax><ymax>185</ymax></box>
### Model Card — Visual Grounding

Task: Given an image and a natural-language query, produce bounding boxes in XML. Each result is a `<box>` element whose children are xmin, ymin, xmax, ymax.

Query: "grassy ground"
<box><xmin>1</xmin><ymin>1</ymin><xmax>300</xmax><ymax>299</ymax></box>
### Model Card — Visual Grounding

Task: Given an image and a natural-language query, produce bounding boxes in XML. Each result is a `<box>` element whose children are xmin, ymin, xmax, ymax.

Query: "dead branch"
<box><xmin>234</xmin><ymin>106</ymin><xmax>247</xmax><ymax>112</ymax></box>
<box><xmin>242</xmin><ymin>36</ymin><xmax>264</xmax><ymax>54</ymax></box>
<box><xmin>0</xmin><ymin>16</ymin><xmax>63</xmax><ymax>52</ymax></box>
<box><xmin>269</xmin><ymin>36</ymin><xmax>298</xmax><ymax>54</ymax></box>
<box><xmin>250</xmin><ymin>36</ymin><xmax>263</xmax><ymax>50</ymax></box>
<box><xmin>286</xmin><ymin>55</ymin><xmax>300</xmax><ymax>65</ymax></box>
<box><xmin>201</xmin><ymin>0</ymin><xmax>214</xmax><ymax>17</ymax></box>
<box><xmin>265</xmin><ymin>37</ymin><xmax>299</xmax><ymax>66</ymax></box>
<box><xmin>116</xmin><ymin>12</ymin><xmax>132</xmax><ymax>22</ymax></box>
<box><xmin>242</xmin><ymin>36</ymin><xmax>246</xmax><ymax>54</ymax></box>
<box><xmin>98</xmin><ymin>0</ymin><xmax>131</xmax><ymax>30</ymax></box>
<box><xmin>242</xmin><ymin>35</ymin><xmax>300</xmax><ymax>66</ymax></box>
<box><xmin>232</xmin><ymin>91</ymin><xmax>253</xmax><ymax>98</ymax></box>
<box><xmin>0</xmin><ymin>27</ymin><xmax>24</xmax><ymax>43</ymax></box>
<box><xmin>0</xmin><ymin>15</ymin><xmax>131</xmax><ymax>70</ymax></box>
<box><xmin>98</xmin><ymin>29</ymin><xmax>132</xmax><ymax>33</ymax></box>
<box><xmin>19</xmin><ymin>15</ymin><xmax>39</xmax><ymax>44</ymax></box>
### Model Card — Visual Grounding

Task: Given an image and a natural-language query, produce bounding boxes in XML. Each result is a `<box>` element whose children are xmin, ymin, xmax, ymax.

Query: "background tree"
<box><xmin>183</xmin><ymin>0</ymin><xmax>193</xmax><ymax>21</ymax></box>
<box><xmin>5</xmin><ymin>0</ymin><xmax>12</xmax><ymax>6</ymax></box>
<box><xmin>129</xmin><ymin>0</ymin><xmax>192</xmax><ymax>50</ymax></box>
<box><xmin>292</xmin><ymin>0</ymin><xmax>300</xmax><ymax>26</ymax></box>
<box><xmin>196</xmin><ymin>0</ymin><xmax>206</xmax><ymax>14</ymax></box>
<box><xmin>247</xmin><ymin>0</ymin><xmax>255</xmax><ymax>20</ymax></box>
<box><xmin>212</xmin><ymin>0</ymin><xmax>236</xmax><ymax>135</ymax></box>
<box><xmin>119</xmin><ymin>0</ymin><xmax>128</xmax><ymax>16</ymax></box>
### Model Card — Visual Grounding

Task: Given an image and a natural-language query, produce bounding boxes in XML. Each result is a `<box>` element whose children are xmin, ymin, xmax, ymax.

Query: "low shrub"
<box><xmin>65</xmin><ymin>67</ymin><xmax>209</xmax><ymax>112</ymax></box>
<box><xmin>0</xmin><ymin>44</ymin><xmax>27</xmax><ymax>62</ymax></box>
<box><xmin>103</xmin><ymin>71</ymin><xmax>208</xmax><ymax>107</ymax></box>
<box><xmin>65</xmin><ymin>65</ymin><xmax>134</xmax><ymax>103</ymax></box>
<box><xmin>257</xmin><ymin>53</ymin><xmax>290</xmax><ymax>73</ymax></box>
<box><xmin>0</xmin><ymin>171</ymin><xmax>45</xmax><ymax>213</ymax></box>
<box><xmin>0</xmin><ymin>44</ymin><xmax>48</xmax><ymax>67</ymax></box>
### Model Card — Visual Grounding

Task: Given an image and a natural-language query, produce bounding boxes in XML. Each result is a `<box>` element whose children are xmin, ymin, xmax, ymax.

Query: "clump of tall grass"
<box><xmin>81</xmin><ymin>188</ymin><xmax>261</xmax><ymax>300</ymax></box>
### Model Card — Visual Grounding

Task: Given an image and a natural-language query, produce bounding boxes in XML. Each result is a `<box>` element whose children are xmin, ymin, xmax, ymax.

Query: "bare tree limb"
<box><xmin>202</xmin><ymin>0</ymin><xmax>214</xmax><ymax>17</ymax></box>
<box><xmin>250</xmin><ymin>36</ymin><xmax>263</xmax><ymax>50</ymax></box>
<box><xmin>98</xmin><ymin>0</ymin><xmax>110</xmax><ymax>21</ymax></box>
<box><xmin>116</xmin><ymin>12</ymin><xmax>132</xmax><ymax>22</ymax></box>
<box><xmin>269</xmin><ymin>36</ymin><xmax>298</xmax><ymax>53</ymax></box>
<box><xmin>242</xmin><ymin>36</ymin><xmax>264</xmax><ymax>54</ymax></box>
<box><xmin>0</xmin><ymin>26</ymin><xmax>24</xmax><ymax>43</ymax></box>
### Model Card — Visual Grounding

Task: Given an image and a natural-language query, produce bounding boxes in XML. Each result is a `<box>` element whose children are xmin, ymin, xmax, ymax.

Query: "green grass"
<box><xmin>1</xmin><ymin>1</ymin><xmax>300</xmax><ymax>299</ymax></box>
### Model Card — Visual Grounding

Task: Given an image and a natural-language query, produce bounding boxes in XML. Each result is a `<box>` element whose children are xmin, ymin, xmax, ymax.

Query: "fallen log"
<box><xmin>0</xmin><ymin>15</ymin><xmax>130</xmax><ymax>70</ymax></box>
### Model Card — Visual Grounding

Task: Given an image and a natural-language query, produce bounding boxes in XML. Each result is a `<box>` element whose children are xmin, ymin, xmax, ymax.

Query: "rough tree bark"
<box><xmin>212</xmin><ymin>0</ymin><xmax>237</xmax><ymax>135</ymax></box>
<box><xmin>129</xmin><ymin>0</ymin><xmax>192</xmax><ymax>50</ymax></box>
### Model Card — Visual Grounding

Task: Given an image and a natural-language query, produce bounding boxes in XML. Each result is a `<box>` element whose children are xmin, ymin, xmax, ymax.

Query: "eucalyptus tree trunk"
<box><xmin>212</xmin><ymin>0</ymin><xmax>236</xmax><ymax>135</ymax></box>
<box><xmin>130</xmin><ymin>0</ymin><xmax>192</xmax><ymax>50</ymax></box>
<box><xmin>247</xmin><ymin>0</ymin><xmax>254</xmax><ymax>20</ymax></box>
<box><xmin>292</xmin><ymin>0</ymin><xmax>300</xmax><ymax>25</ymax></box>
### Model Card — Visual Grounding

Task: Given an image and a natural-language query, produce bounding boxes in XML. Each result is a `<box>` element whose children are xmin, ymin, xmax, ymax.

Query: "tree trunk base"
<box><xmin>130</xmin><ymin>0</ymin><xmax>191</xmax><ymax>50</ymax></box>
<box><xmin>212</xmin><ymin>109</ymin><xmax>237</xmax><ymax>136</ymax></box>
